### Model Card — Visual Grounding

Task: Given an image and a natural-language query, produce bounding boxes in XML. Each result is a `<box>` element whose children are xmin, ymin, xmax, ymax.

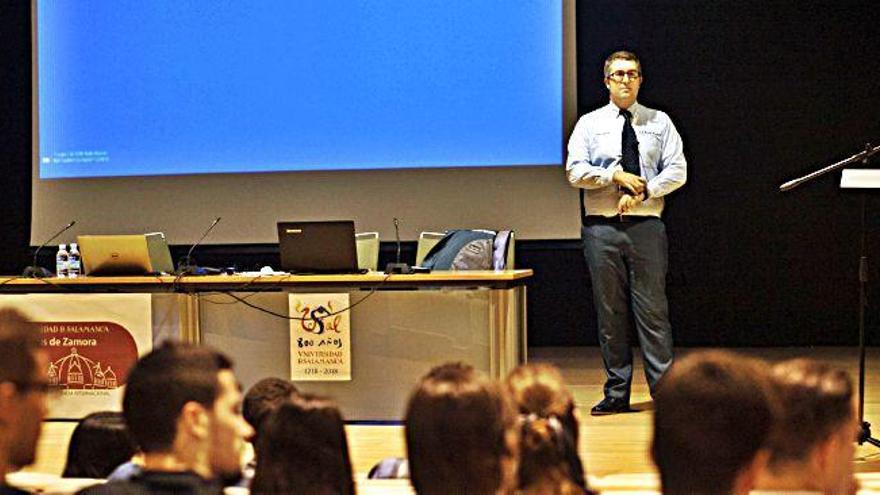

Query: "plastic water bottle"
<box><xmin>68</xmin><ymin>242</ymin><xmax>81</xmax><ymax>278</ymax></box>
<box><xmin>56</xmin><ymin>244</ymin><xmax>69</xmax><ymax>278</ymax></box>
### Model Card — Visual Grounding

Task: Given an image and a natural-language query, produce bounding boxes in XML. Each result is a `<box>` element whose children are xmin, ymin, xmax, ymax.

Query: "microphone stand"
<box><xmin>177</xmin><ymin>217</ymin><xmax>222</xmax><ymax>275</ymax></box>
<box><xmin>779</xmin><ymin>143</ymin><xmax>880</xmax><ymax>191</ymax></box>
<box><xmin>780</xmin><ymin>142</ymin><xmax>880</xmax><ymax>448</ymax></box>
<box><xmin>23</xmin><ymin>220</ymin><xmax>77</xmax><ymax>278</ymax></box>
<box><xmin>385</xmin><ymin>217</ymin><xmax>413</xmax><ymax>274</ymax></box>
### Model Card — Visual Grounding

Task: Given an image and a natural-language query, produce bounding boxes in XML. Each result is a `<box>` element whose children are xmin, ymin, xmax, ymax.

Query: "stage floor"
<box><xmin>540</xmin><ymin>346</ymin><xmax>880</xmax><ymax>477</ymax></box>
<box><xmin>28</xmin><ymin>346</ymin><xmax>880</xmax><ymax>479</ymax></box>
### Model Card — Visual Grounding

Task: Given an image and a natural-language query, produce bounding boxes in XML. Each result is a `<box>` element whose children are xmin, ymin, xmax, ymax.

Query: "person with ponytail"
<box><xmin>506</xmin><ymin>363</ymin><xmax>595</xmax><ymax>495</ymax></box>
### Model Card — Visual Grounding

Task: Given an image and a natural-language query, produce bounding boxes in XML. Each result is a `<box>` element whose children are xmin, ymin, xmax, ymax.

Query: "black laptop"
<box><xmin>277</xmin><ymin>220</ymin><xmax>360</xmax><ymax>274</ymax></box>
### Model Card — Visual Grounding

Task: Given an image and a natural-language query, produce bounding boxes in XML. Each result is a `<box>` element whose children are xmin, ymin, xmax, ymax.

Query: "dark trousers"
<box><xmin>581</xmin><ymin>217</ymin><xmax>673</xmax><ymax>400</ymax></box>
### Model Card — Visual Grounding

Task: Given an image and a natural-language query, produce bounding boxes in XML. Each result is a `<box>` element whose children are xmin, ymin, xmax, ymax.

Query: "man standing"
<box><xmin>0</xmin><ymin>308</ymin><xmax>50</xmax><ymax>495</ymax></box>
<box><xmin>566</xmin><ymin>51</ymin><xmax>687</xmax><ymax>415</ymax></box>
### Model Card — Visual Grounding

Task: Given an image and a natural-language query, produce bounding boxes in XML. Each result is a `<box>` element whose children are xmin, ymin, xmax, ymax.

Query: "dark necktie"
<box><xmin>620</xmin><ymin>109</ymin><xmax>640</xmax><ymax>176</ymax></box>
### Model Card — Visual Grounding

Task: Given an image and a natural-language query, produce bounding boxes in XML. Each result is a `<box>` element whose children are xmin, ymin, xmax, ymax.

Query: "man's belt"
<box><xmin>583</xmin><ymin>215</ymin><xmax>655</xmax><ymax>224</ymax></box>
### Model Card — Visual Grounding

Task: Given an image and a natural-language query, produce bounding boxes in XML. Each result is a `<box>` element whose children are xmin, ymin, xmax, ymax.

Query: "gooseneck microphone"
<box><xmin>177</xmin><ymin>217</ymin><xmax>222</xmax><ymax>275</ymax></box>
<box><xmin>23</xmin><ymin>220</ymin><xmax>77</xmax><ymax>278</ymax></box>
<box><xmin>394</xmin><ymin>217</ymin><xmax>402</xmax><ymax>264</ymax></box>
<box><xmin>384</xmin><ymin>217</ymin><xmax>413</xmax><ymax>274</ymax></box>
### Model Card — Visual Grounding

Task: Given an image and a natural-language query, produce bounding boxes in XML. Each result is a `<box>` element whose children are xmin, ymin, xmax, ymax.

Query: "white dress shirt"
<box><xmin>566</xmin><ymin>101</ymin><xmax>687</xmax><ymax>217</ymax></box>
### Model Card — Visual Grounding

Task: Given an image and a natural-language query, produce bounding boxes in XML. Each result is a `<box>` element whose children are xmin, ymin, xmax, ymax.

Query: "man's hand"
<box><xmin>613</xmin><ymin>170</ymin><xmax>646</xmax><ymax>195</ymax></box>
<box><xmin>617</xmin><ymin>193</ymin><xmax>644</xmax><ymax>215</ymax></box>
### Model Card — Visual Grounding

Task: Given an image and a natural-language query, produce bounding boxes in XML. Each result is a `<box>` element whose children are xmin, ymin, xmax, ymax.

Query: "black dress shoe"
<box><xmin>590</xmin><ymin>397</ymin><xmax>631</xmax><ymax>416</ymax></box>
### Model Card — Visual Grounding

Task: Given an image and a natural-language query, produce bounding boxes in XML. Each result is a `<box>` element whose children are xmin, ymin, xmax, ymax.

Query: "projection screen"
<box><xmin>32</xmin><ymin>0</ymin><xmax>579</xmax><ymax>245</ymax></box>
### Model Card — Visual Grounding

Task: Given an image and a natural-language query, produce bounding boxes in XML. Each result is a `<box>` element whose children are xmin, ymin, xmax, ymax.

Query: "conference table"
<box><xmin>0</xmin><ymin>270</ymin><xmax>531</xmax><ymax>420</ymax></box>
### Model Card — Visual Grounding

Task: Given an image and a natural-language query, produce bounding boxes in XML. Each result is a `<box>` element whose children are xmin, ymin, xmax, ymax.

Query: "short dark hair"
<box><xmin>122</xmin><ymin>341</ymin><xmax>233</xmax><ymax>453</ymax></box>
<box><xmin>62</xmin><ymin>411</ymin><xmax>137</xmax><ymax>478</ymax></box>
<box><xmin>0</xmin><ymin>308</ymin><xmax>41</xmax><ymax>385</ymax></box>
<box><xmin>652</xmin><ymin>351</ymin><xmax>776</xmax><ymax>495</ymax></box>
<box><xmin>243</xmin><ymin>377</ymin><xmax>298</xmax><ymax>436</ymax></box>
<box><xmin>604</xmin><ymin>50</ymin><xmax>641</xmax><ymax>77</ymax></box>
<box><xmin>766</xmin><ymin>359</ymin><xmax>854</xmax><ymax>468</ymax></box>
<box><xmin>250</xmin><ymin>394</ymin><xmax>354</xmax><ymax>495</ymax></box>
<box><xmin>506</xmin><ymin>363</ymin><xmax>592</xmax><ymax>494</ymax></box>
<box><xmin>405</xmin><ymin>362</ymin><xmax>517</xmax><ymax>495</ymax></box>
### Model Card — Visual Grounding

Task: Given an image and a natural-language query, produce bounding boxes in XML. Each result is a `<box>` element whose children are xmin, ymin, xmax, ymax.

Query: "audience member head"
<box><xmin>506</xmin><ymin>363</ymin><xmax>592</xmax><ymax>495</ymax></box>
<box><xmin>242</xmin><ymin>377</ymin><xmax>297</xmax><ymax>457</ymax></box>
<box><xmin>405</xmin><ymin>362</ymin><xmax>519</xmax><ymax>495</ymax></box>
<box><xmin>122</xmin><ymin>341</ymin><xmax>254</xmax><ymax>481</ymax></box>
<box><xmin>62</xmin><ymin>411</ymin><xmax>137</xmax><ymax>478</ymax></box>
<box><xmin>757</xmin><ymin>358</ymin><xmax>857</xmax><ymax>495</ymax></box>
<box><xmin>651</xmin><ymin>351</ymin><xmax>776</xmax><ymax>495</ymax></box>
<box><xmin>0</xmin><ymin>308</ymin><xmax>49</xmax><ymax>476</ymax></box>
<box><xmin>250</xmin><ymin>393</ymin><xmax>354</xmax><ymax>495</ymax></box>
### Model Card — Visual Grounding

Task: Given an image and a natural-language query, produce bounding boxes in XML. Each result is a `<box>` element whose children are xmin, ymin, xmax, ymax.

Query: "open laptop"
<box><xmin>77</xmin><ymin>233</ymin><xmax>175</xmax><ymax>275</ymax></box>
<box><xmin>277</xmin><ymin>221</ymin><xmax>360</xmax><ymax>274</ymax></box>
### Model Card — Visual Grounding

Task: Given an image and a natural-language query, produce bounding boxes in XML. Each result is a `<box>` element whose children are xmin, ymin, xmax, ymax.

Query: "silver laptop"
<box><xmin>78</xmin><ymin>233</ymin><xmax>175</xmax><ymax>275</ymax></box>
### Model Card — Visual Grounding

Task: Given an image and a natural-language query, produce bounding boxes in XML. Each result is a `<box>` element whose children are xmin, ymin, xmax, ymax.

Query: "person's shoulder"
<box><xmin>571</xmin><ymin>105</ymin><xmax>614</xmax><ymax>135</ymax></box>
<box><xmin>77</xmin><ymin>472</ymin><xmax>220</xmax><ymax>495</ymax></box>
<box><xmin>0</xmin><ymin>485</ymin><xmax>31</xmax><ymax>495</ymax></box>
<box><xmin>76</xmin><ymin>480</ymin><xmax>146</xmax><ymax>495</ymax></box>
<box><xmin>579</xmin><ymin>103</ymin><xmax>614</xmax><ymax>122</ymax></box>
<box><xmin>107</xmin><ymin>460</ymin><xmax>143</xmax><ymax>482</ymax></box>
<box><xmin>636</xmin><ymin>104</ymin><xmax>675</xmax><ymax>125</ymax></box>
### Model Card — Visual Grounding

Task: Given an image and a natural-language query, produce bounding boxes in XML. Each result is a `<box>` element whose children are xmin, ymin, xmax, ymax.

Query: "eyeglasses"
<box><xmin>607</xmin><ymin>70</ymin><xmax>641</xmax><ymax>82</ymax></box>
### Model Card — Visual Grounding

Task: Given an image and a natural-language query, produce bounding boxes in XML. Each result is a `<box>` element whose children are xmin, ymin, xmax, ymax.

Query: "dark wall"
<box><xmin>4</xmin><ymin>1</ymin><xmax>880</xmax><ymax>347</ymax></box>
<box><xmin>563</xmin><ymin>0</ymin><xmax>880</xmax><ymax>346</ymax></box>
<box><xmin>0</xmin><ymin>2</ymin><xmax>31</xmax><ymax>274</ymax></box>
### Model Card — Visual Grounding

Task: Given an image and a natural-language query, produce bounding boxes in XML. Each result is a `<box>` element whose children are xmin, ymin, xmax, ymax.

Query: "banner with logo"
<box><xmin>289</xmin><ymin>293</ymin><xmax>351</xmax><ymax>381</ymax></box>
<box><xmin>0</xmin><ymin>294</ymin><xmax>152</xmax><ymax>418</ymax></box>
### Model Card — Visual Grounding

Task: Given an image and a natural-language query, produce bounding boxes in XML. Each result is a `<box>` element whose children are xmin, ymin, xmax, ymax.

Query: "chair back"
<box><xmin>415</xmin><ymin>231</ymin><xmax>446</xmax><ymax>266</ymax></box>
<box><xmin>505</xmin><ymin>231</ymin><xmax>516</xmax><ymax>269</ymax></box>
<box><xmin>355</xmin><ymin>232</ymin><xmax>380</xmax><ymax>271</ymax></box>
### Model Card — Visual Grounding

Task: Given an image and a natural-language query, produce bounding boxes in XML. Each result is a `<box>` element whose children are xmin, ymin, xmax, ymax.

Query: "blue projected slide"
<box><xmin>36</xmin><ymin>1</ymin><xmax>562</xmax><ymax>179</ymax></box>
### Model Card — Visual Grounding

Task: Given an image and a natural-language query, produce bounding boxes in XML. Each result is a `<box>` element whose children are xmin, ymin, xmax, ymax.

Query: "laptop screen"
<box><xmin>277</xmin><ymin>221</ymin><xmax>359</xmax><ymax>274</ymax></box>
